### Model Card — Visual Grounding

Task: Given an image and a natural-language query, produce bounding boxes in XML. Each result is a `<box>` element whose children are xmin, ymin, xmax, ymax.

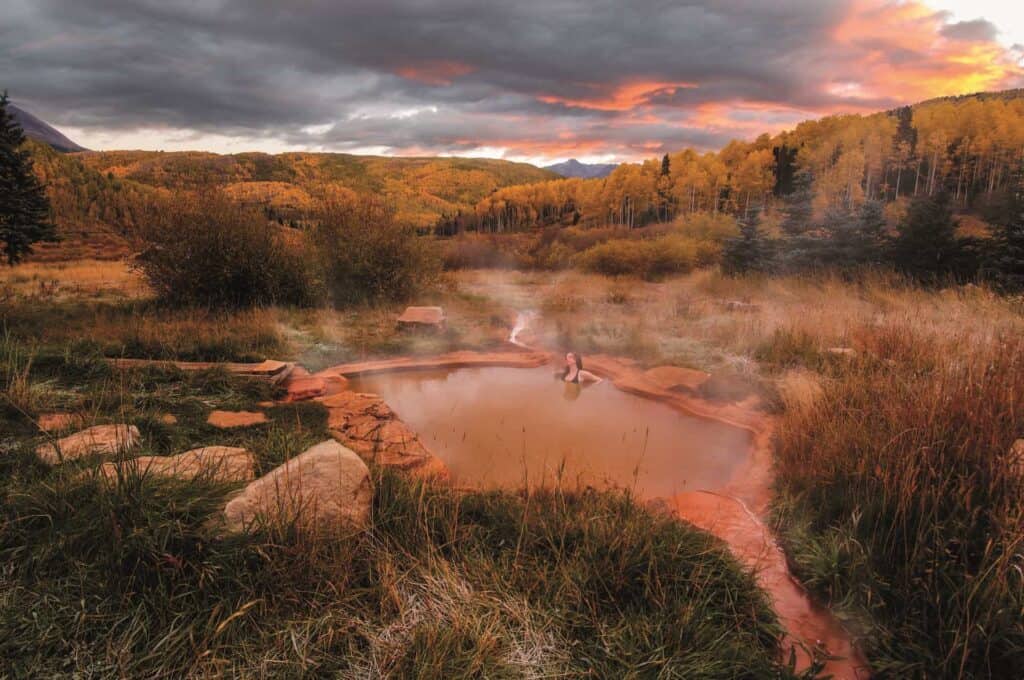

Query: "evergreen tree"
<box><xmin>772</xmin><ymin>144</ymin><xmax>798</xmax><ymax>197</ymax></box>
<box><xmin>891</xmin><ymin>193</ymin><xmax>973</xmax><ymax>283</ymax></box>
<box><xmin>780</xmin><ymin>174</ymin><xmax>814</xmax><ymax>236</ymax></box>
<box><xmin>722</xmin><ymin>209</ymin><xmax>773</xmax><ymax>276</ymax></box>
<box><xmin>656</xmin><ymin>153</ymin><xmax>672</xmax><ymax>221</ymax></box>
<box><xmin>0</xmin><ymin>92</ymin><xmax>56</xmax><ymax>264</ymax></box>
<box><xmin>986</xmin><ymin>184</ymin><xmax>1024</xmax><ymax>292</ymax></box>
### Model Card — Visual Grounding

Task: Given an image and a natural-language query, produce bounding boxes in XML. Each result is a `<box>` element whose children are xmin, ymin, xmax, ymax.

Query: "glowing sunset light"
<box><xmin>3</xmin><ymin>0</ymin><xmax>1022</xmax><ymax>163</ymax></box>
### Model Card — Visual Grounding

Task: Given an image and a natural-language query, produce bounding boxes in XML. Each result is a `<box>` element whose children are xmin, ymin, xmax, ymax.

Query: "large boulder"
<box><xmin>223</xmin><ymin>440</ymin><xmax>372</xmax><ymax>533</ymax></box>
<box><xmin>100</xmin><ymin>446</ymin><xmax>255</xmax><ymax>483</ymax></box>
<box><xmin>36</xmin><ymin>424</ymin><xmax>141</xmax><ymax>464</ymax></box>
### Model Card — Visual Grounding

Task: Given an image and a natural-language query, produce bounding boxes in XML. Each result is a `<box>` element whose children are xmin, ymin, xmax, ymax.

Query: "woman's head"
<box><xmin>565</xmin><ymin>352</ymin><xmax>583</xmax><ymax>371</ymax></box>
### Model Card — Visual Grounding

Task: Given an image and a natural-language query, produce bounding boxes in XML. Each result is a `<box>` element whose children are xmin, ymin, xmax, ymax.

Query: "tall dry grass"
<box><xmin>772</xmin><ymin>321</ymin><xmax>1024</xmax><ymax>677</ymax></box>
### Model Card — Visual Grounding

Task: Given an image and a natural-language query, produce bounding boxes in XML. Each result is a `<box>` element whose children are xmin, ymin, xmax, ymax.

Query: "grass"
<box><xmin>0</xmin><ymin>327</ymin><xmax>806</xmax><ymax>677</ymax></box>
<box><xmin>7</xmin><ymin>256</ymin><xmax>1024</xmax><ymax>676</ymax></box>
<box><xmin>0</xmin><ymin>464</ymin><xmax>800</xmax><ymax>677</ymax></box>
<box><xmin>1</xmin><ymin>299</ymin><xmax>287</xmax><ymax>362</ymax></box>
<box><xmin>771</xmin><ymin>323</ymin><xmax>1024</xmax><ymax>678</ymax></box>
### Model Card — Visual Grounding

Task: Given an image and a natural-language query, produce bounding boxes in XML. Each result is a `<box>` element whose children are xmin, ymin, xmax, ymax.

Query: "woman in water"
<box><xmin>561</xmin><ymin>351</ymin><xmax>603</xmax><ymax>384</ymax></box>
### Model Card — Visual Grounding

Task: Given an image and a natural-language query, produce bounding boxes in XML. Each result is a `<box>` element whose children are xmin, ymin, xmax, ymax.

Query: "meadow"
<box><xmin>3</xmin><ymin>254</ymin><xmax>1022</xmax><ymax>677</ymax></box>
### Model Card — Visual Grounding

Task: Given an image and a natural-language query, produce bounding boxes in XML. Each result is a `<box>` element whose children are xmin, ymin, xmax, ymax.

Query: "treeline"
<box><xmin>70</xmin><ymin>150</ymin><xmax>554</xmax><ymax>229</ymax></box>
<box><xmin>437</xmin><ymin>90</ymin><xmax>1024</xmax><ymax>234</ymax></box>
<box><xmin>722</xmin><ymin>190</ymin><xmax>1024</xmax><ymax>291</ymax></box>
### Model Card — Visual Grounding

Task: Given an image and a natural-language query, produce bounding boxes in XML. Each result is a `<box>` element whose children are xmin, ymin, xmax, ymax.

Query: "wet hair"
<box><xmin>562</xmin><ymin>351</ymin><xmax>584</xmax><ymax>379</ymax></box>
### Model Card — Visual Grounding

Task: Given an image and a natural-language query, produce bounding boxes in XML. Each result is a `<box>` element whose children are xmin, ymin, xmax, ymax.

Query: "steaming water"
<box><xmin>508</xmin><ymin>310</ymin><xmax>536</xmax><ymax>347</ymax></box>
<box><xmin>348</xmin><ymin>366</ymin><xmax>750</xmax><ymax>497</ymax></box>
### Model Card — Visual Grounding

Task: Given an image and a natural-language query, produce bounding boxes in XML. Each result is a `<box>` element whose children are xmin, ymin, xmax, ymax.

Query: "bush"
<box><xmin>440</xmin><ymin>235</ymin><xmax>517</xmax><ymax>270</ymax></box>
<box><xmin>576</xmin><ymin>235</ymin><xmax>698</xmax><ymax>280</ymax></box>
<box><xmin>314</xmin><ymin>199</ymin><xmax>441</xmax><ymax>306</ymax></box>
<box><xmin>136</xmin><ymin>192</ymin><xmax>322</xmax><ymax>308</ymax></box>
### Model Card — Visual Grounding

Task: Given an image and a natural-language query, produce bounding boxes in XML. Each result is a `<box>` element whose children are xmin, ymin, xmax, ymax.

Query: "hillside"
<box><xmin>26</xmin><ymin>145</ymin><xmax>556</xmax><ymax>260</ymax></box>
<box><xmin>458</xmin><ymin>88</ymin><xmax>1024</xmax><ymax>233</ymax></box>
<box><xmin>10</xmin><ymin>104</ymin><xmax>87</xmax><ymax>153</ymax></box>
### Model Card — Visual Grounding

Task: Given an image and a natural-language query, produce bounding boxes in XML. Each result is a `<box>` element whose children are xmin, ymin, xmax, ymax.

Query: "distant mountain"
<box><xmin>9</xmin><ymin>104</ymin><xmax>87</xmax><ymax>152</ymax></box>
<box><xmin>544</xmin><ymin>158</ymin><xmax>618</xmax><ymax>179</ymax></box>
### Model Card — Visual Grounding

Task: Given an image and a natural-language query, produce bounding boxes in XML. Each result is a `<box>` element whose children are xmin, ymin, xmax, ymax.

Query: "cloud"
<box><xmin>1</xmin><ymin>0</ymin><xmax>1021</xmax><ymax>162</ymax></box>
<box><xmin>941</xmin><ymin>19</ymin><xmax>999</xmax><ymax>42</ymax></box>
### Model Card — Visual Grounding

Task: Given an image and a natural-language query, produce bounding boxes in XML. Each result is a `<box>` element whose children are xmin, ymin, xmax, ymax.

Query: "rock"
<box><xmin>282</xmin><ymin>374</ymin><xmax>350</xmax><ymax>402</ymax></box>
<box><xmin>343</xmin><ymin>413</ymin><xmax>382</xmax><ymax>440</ymax></box>
<box><xmin>407</xmin><ymin>454</ymin><xmax>450</xmax><ymax>481</ymax></box>
<box><xmin>826</xmin><ymin>347</ymin><xmax>857</xmax><ymax>358</ymax></box>
<box><xmin>320</xmin><ymin>391</ymin><xmax>393</xmax><ymax>419</ymax></box>
<box><xmin>101</xmin><ymin>446</ymin><xmax>255</xmax><ymax>483</ymax></box>
<box><xmin>207</xmin><ymin>410</ymin><xmax>268</xmax><ymax>428</ymax></box>
<box><xmin>159</xmin><ymin>413</ymin><xmax>178</xmax><ymax>425</ymax></box>
<box><xmin>397</xmin><ymin>306</ymin><xmax>446</xmax><ymax>330</ymax></box>
<box><xmin>223</xmin><ymin>440</ymin><xmax>372</xmax><ymax>534</ymax></box>
<box><xmin>36</xmin><ymin>424</ymin><xmax>141</xmax><ymax>464</ymax></box>
<box><xmin>37</xmin><ymin>413</ymin><xmax>84</xmax><ymax>433</ymax></box>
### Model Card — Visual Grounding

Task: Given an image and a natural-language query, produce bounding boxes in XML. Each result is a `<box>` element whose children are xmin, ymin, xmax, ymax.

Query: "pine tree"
<box><xmin>780</xmin><ymin>174</ymin><xmax>814</xmax><ymax>236</ymax></box>
<box><xmin>722</xmin><ymin>209</ymin><xmax>773</xmax><ymax>276</ymax></box>
<box><xmin>0</xmin><ymin>92</ymin><xmax>56</xmax><ymax>264</ymax></box>
<box><xmin>656</xmin><ymin>153</ymin><xmax>672</xmax><ymax>221</ymax></box>
<box><xmin>891</xmin><ymin>193</ymin><xmax>972</xmax><ymax>282</ymax></box>
<box><xmin>987</xmin><ymin>184</ymin><xmax>1024</xmax><ymax>292</ymax></box>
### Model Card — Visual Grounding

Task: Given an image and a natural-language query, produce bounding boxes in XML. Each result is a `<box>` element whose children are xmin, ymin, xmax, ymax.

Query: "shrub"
<box><xmin>670</xmin><ymin>212</ymin><xmax>739</xmax><ymax>242</ymax></box>
<box><xmin>135</xmin><ymin>192</ymin><xmax>322</xmax><ymax>308</ymax></box>
<box><xmin>314</xmin><ymin>200</ymin><xmax>441</xmax><ymax>306</ymax></box>
<box><xmin>440</xmin><ymin>235</ymin><xmax>516</xmax><ymax>270</ymax></box>
<box><xmin>576</xmin><ymin>235</ymin><xmax>698</xmax><ymax>280</ymax></box>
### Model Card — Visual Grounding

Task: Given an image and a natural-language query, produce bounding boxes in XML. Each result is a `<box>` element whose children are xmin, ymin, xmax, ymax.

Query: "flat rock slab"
<box><xmin>101</xmin><ymin>446</ymin><xmax>255</xmax><ymax>483</ymax></box>
<box><xmin>37</xmin><ymin>413</ymin><xmax>85</xmax><ymax>433</ymax></box>
<box><xmin>36</xmin><ymin>424</ymin><xmax>141</xmax><ymax>464</ymax></box>
<box><xmin>207</xmin><ymin>410</ymin><xmax>269</xmax><ymax>428</ymax></box>
<box><xmin>397</xmin><ymin>306</ymin><xmax>446</xmax><ymax>329</ymax></box>
<box><xmin>282</xmin><ymin>374</ymin><xmax>349</xmax><ymax>403</ymax></box>
<box><xmin>223</xmin><ymin>440</ymin><xmax>372</xmax><ymax>534</ymax></box>
<box><xmin>321</xmin><ymin>390</ymin><xmax>445</xmax><ymax>477</ymax></box>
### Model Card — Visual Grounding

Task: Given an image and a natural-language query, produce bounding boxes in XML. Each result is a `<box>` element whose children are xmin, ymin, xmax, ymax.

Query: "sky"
<box><xmin>2</xmin><ymin>0</ymin><xmax>1022</xmax><ymax>165</ymax></box>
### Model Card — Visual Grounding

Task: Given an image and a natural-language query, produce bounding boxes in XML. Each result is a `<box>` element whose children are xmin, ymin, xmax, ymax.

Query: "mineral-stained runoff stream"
<box><xmin>347</xmin><ymin>366</ymin><xmax>751</xmax><ymax>497</ymax></box>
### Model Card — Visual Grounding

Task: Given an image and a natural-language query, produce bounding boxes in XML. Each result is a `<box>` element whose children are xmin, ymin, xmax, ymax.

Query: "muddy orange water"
<box><xmin>347</xmin><ymin>360</ymin><xmax>869</xmax><ymax>678</ymax></box>
<box><xmin>348</xmin><ymin>366</ymin><xmax>751</xmax><ymax>497</ymax></box>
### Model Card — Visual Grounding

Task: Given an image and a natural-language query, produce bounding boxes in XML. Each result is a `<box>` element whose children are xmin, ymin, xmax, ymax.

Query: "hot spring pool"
<box><xmin>347</xmin><ymin>366</ymin><xmax>751</xmax><ymax>497</ymax></box>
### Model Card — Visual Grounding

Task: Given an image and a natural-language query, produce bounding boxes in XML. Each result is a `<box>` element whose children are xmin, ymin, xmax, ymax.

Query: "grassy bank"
<box><xmin>0</xmin><ymin>340</ymin><xmax>799</xmax><ymax>677</ymax></box>
<box><xmin>771</xmin><ymin>322</ymin><xmax>1024</xmax><ymax>677</ymax></box>
<box><xmin>0</xmin><ymin>315</ymin><xmax>810</xmax><ymax>677</ymax></box>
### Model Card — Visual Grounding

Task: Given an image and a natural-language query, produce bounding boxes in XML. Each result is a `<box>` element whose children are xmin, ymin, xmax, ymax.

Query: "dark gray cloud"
<box><xmin>941</xmin><ymin>19</ymin><xmax>998</xmax><ymax>42</ymax></box>
<box><xmin>1</xmin><ymin>0</ymin><xmax>1019</xmax><ymax>160</ymax></box>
